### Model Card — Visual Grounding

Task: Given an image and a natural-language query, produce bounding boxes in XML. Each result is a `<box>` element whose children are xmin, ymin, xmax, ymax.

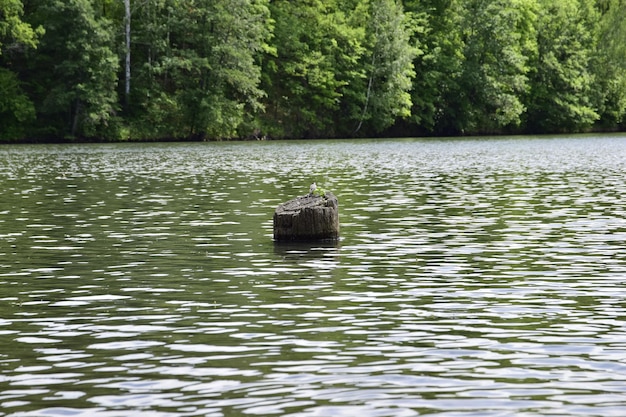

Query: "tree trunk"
<box><xmin>273</xmin><ymin>193</ymin><xmax>339</xmax><ymax>242</ymax></box>
<box><xmin>124</xmin><ymin>0</ymin><xmax>131</xmax><ymax>109</ymax></box>
<box><xmin>71</xmin><ymin>99</ymin><xmax>82</xmax><ymax>137</ymax></box>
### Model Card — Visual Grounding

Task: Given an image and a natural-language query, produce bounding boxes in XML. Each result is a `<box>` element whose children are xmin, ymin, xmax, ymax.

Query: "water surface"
<box><xmin>1</xmin><ymin>135</ymin><xmax>626</xmax><ymax>416</ymax></box>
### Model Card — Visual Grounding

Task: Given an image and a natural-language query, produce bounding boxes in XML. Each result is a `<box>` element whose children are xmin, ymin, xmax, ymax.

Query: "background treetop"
<box><xmin>0</xmin><ymin>0</ymin><xmax>624</xmax><ymax>141</ymax></box>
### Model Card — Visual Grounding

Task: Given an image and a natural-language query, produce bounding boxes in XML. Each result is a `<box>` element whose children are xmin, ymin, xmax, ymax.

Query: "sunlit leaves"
<box><xmin>1</xmin><ymin>0</ymin><xmax>626</xmax><ymax>139</ymax></box>
<box><xmin>0</xmin><ymin>0</ymin><xmax>43</xmax><ymax>54</ymax></box>
<box><xmin>352</xmin><ymin>0</ymin><xmax>420</xmax><ymax>134</ymax></box>
<box><xmin>0</xmin><ymin>0</ymin><xmax>42</xmax><ymax>140</ymax></box>
<box><xmin>132</xmin><ymin>0</ymin><xmax>272</xmax><ymax>139</ymax></box>
<box><xmin>447</xmin><ymin>0</ymin><xmax>538</xmax><ymax>133</ymax></box>
<box><xmin>26</xmin><ymin>0</ymin><xmax>118</xmax><ymax>138</ymax></box>
<box><xmin>261</xmin><ymin>0</ymin><xmax>365</xmax><ymax>138</ymax></box>
<box><xmin>526</xmin><ymin>0</ymin><xmax>599</xmax><ymax>132</ymax></box>
<box><xmin>261</xmin><ymin>0</ymin><xmax>418</xmax><ymax>138</ymax></box>
<box><xmin>591</xmin><ymin>0</ymin><xmax>626</xmax><ymax>126</ymax></box>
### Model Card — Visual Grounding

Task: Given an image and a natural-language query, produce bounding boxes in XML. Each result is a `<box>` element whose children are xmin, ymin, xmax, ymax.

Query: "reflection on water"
<box><xmin>1</xmin><ymin>136</ymin><xmax>626</xmax><ymax>416</ymax></box>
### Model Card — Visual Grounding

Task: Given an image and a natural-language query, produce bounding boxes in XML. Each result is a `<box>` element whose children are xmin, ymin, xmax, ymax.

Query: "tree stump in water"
<box><xmin>273</xmin><ymin>192</ymin><xmax>339</xmax><ymax>242</ymax></box>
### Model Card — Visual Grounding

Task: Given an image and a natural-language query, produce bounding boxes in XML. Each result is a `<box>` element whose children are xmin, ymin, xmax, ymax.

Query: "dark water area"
<box><xmin>1</xmin><ymin>135</ymin><xmax>626</xmax><ymax>416</ymax></box>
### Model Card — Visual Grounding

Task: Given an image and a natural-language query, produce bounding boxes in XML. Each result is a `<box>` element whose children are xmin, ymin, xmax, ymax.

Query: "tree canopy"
<box><xmin>1</xmin><ymin>0</ymin><xmax>625</xmax><ymax>141</ymax></box>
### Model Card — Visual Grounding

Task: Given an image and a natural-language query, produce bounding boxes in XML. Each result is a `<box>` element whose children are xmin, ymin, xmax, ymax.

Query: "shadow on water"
<box><xmin>273</xmin><ymin>240</ymin><xmax>342</xmax><ymax>274</ymax></box>
<box><xmin>273</xmin><ymin>239</ymin><xmax>340</xmax><ymax>256</ymax></box>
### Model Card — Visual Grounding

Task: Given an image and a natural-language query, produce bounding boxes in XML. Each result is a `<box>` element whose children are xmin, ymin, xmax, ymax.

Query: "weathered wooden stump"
<box><xmin>273</xmin><ymin>192</ymin><xmax>339</xmax><ymax>242</ymax></box>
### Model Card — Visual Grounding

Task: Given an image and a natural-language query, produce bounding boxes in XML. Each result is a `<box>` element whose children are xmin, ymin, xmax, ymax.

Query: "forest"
<box><xmin>1</xmin><ymin>0</ymin><xmax>626</xmax><ymax>141</ymax></box>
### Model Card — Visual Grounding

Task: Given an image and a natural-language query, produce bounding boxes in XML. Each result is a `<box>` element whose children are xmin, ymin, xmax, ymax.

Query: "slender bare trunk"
<box><xmin>354</xmin><ymin>5</ymin><xmax>381</xmax><ymax>135</ymax></box>
<box><xmin>354</xmin><ymin>56</ymin><xmax>376</xmax><ymax>135</ymax></box>
<box><xmin>72</xmin><ymin>99</ymin><xmax>82</xmax><ymax>137</ymax></box>
<box><xmin>124</xmin><ymin>0</ymin><xmax>131</xmax><ymax>109</ymax></box>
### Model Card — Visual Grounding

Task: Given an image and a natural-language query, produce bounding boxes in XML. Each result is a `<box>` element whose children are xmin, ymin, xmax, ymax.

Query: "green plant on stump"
<box><xmin>312</xmin><ymin>186</ymin><xmax>327</xmax><ymax>197</ymax></box>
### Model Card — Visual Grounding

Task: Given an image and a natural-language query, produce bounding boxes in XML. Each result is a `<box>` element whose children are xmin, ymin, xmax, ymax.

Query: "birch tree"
<box><xmin>352</xmin><ymin>0</ymin><xmax>419</xmax><ymax>134</ymax></box>
<box><xmin>124</xmin><ymin>0</ymin><xmax>130</xmax><ymax>108</ymax></box>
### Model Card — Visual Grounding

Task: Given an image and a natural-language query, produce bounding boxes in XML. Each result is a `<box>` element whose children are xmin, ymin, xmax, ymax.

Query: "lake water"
<box><xmin>1</xmin><ymin>135</ymin><xmax>626</xmax><ymax>417</ymax></box>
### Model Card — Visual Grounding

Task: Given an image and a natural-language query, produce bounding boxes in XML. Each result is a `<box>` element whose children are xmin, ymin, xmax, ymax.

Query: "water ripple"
<box><xmin>1</xmin><ymin>137</ymin><xmax>626</xmax><ymax>416</ymax></box>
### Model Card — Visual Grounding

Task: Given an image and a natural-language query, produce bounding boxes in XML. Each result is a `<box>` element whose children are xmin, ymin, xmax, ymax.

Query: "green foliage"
<box><xmin>312</xmin><ymin>186</ymin><xmax>327</xmax><ymax>197</ymax></box>
<box><xmin>26</xmin><ymin>0</ymin><xmax>119</xmax><ymax>139</ymax></box>
<box><xmin>0</xmin><ymin>0</ymin><xmax>42</xmax><ymax>141</ymax></box>
<box><xmin>404</xmin><ymin>0</ymin><xmax>465</xmax><ymax>132</ymax></box>
<box><xmin>0</xmin><ymin>0</ymin><xmax>43</xmax><ymax>55</ymax></box>
<box><xmin>525</xmin><ymin>0</ymin><xmax>600</xmax><ymax>132</ymax></box>
<box><xmin>0</xmin><ymin>67</ymin><xmax>35</xmax><ymax>140</ymax></box>
<box><xmin>260</xmin><ymin>0</ymin><xmax>366</xmax><ymax>138</ymax></box>
<box><xmin>439</xmin><ymin>0</ymin><xmax>538</xmax><ymax>133</ymax></box>
<box><xmin>1</xmin><ymin>0</ymin><xmax>626</xmax><ymax>140</ymax></box>
<box><xmin>591</xmin><ymin>0</ymin><xmax>626</xmax><ymax>126</ymax></box>
<box><xmin>260</xmin><ymin>0</ymin><xmax>419</xmax><ymax>138</ymax></box>
<box><xmin>129</xmin><ymin>0</ymin><xmax>272</xmax><ymax>140</ymax></box>
<box><xmin>351</xmin><ymin>0</ymin><xmax>421</xmax><ymax>135</ymax></box>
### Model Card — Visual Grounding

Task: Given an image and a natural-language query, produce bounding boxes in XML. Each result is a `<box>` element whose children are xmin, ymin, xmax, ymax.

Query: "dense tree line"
<box><xmin>1</xmin><ymin>0</ymin><xmax>625</xmax><ymax>141</ymax></box>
